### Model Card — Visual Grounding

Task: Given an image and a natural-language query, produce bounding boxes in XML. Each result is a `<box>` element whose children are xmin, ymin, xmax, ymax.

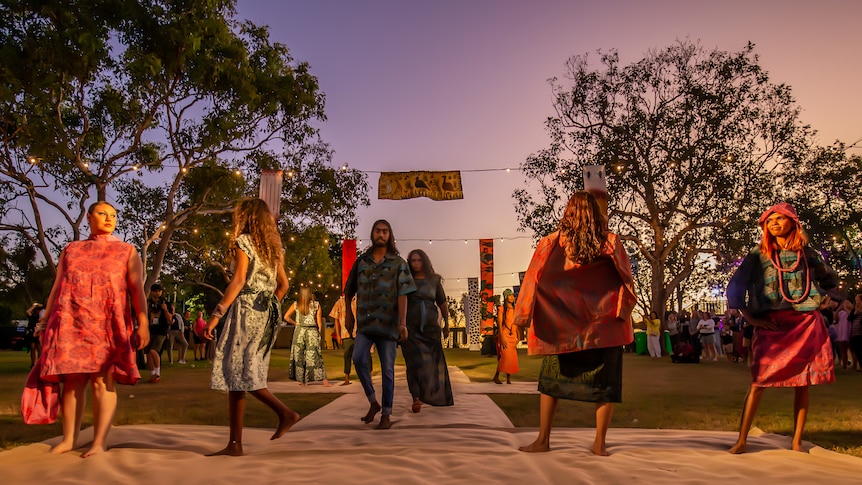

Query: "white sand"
<box><xmin>3</xmin><ymin>366</ymin><xmax>861</xmax><ymax>484</ymax></box>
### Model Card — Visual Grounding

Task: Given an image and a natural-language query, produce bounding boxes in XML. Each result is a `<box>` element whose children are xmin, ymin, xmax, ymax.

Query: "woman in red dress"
<box><xmin>515</xmin><ymin>191</ymin><xmax>636</xmax><ymax>455</ymax></box>
<box><xmin>35</xmin><ymin>201</ymin><xmax>150</xmax><ymax>457</ymax></box>
<box><xmin>726</xmin><ymin>202</ymin><xmax>837</xmax><ymax>453</ymax></box>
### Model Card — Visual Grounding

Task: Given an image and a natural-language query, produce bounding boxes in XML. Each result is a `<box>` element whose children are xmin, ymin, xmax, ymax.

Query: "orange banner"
<box><xmin>378</xmin><ymin>171</ymin><xmax>463</xmax><ymax>201</ymax></box>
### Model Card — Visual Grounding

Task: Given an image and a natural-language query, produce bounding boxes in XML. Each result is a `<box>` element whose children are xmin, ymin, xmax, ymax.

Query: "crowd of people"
<box><xmin>23</xmin><ymin>195</ymin><xmax>844</xmax><ymax>459</ymax></box>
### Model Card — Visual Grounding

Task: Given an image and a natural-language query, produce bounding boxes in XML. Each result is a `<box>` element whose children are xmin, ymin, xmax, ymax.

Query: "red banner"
<box><xmin>341</xmin><ymin>239</ymin><xmax>357</xmax><ymax>293</ymax></box>
<box><xmin>479</xmin><ymin>238</ymin><xmax>494</xmax><ymax>336</ymax></box>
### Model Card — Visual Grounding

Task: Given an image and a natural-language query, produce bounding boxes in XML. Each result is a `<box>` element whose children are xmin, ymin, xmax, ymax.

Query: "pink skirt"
<box><xmin>751</xmin><ymin>310</ymin><xmax>834</xmax><ymax>387</ymax></box>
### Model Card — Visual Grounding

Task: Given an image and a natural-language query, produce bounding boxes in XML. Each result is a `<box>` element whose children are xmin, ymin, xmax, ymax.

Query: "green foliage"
<box><xmin>515</xmin><ymin>40</ymin><xmax>813</xmax><ymax>316</ymax></box>
<box><xmin>0</xmin><ymin>1</ymin><xmax>369</xmax><ymax>296</ymax></box>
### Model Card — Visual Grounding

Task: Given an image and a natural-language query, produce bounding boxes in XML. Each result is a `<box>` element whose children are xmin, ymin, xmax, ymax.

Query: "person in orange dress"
<box><xmin>493</xmin><ymin>289</ymin><xmax>520</xmax><ymax>384</ymax></box>
<box><xmin>35</xmin><ymin>201</ymin><xmax>150</xmax><ymax>457</ymax></box>
<box><xmin>515</xmin><ymin>191</ymin><xmax>636</xmax><ymax>456</ymax></box>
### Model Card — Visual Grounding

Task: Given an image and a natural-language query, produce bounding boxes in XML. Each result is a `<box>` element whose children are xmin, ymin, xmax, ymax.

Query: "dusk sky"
<box><xmin>237</xmin><ymin>0</ymin><xmax>862</xmax><ymax>296</ymax></box>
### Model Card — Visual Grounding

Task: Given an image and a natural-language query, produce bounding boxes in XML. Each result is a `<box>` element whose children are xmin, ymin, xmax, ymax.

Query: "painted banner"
<box><xmin>341</xmin><ymin>239</ymin><xmax>357</xmax><ymax>293</ymax></box>
<box><xmin>479</xmin><ymin>238</ymin><xmax>495</xmax><ymax>337</ymax></box>
<box><xmin>466</xmin><ymin>278</ymin><xmax>480</xmax><ymax>351</ymax></box>
<box><xmin>378</xmin><ymin>170</ymin><xmax>463</xmax><ymax>201</ymax></box>
<box><xmin>259</xmin><ymin>170</ymin><xmax>283</xmax><ymax>218</ymax></box>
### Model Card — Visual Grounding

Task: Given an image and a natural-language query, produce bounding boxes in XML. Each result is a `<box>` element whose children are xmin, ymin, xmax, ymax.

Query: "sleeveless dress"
<box><xmin>39</xmin><ymin>234</ymin><xmax>140</xmax><ymax>385</ymax></box>
<box><xmin>289</xmin><ymin>301</ymin><xmax>328</xmax><ymax>383</ymax></box>
<box><xmin>211</xmin><ymin>235</ymin><xmax>281</xmax><ymax>391</ymax></box>
<box><xmin>402</xmin><ymin>275</ymin><xmax>453</xmax><ymax>406</ymax></box>
<box><xmin>496</xmin><ymin>307</ymin><xmax>520</xmax><ymax>375</ymax></box>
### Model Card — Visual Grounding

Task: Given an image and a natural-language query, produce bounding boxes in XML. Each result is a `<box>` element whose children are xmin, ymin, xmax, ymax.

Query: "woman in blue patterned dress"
<box><xmin>285</xmin><ymin>287</ymin><xmax>331</xmax><ymax>386</ymax></box>
<box><xmin>204</xmin><ymin>199</ymin><xmax>299</xmax><ymax>456</ymax></box>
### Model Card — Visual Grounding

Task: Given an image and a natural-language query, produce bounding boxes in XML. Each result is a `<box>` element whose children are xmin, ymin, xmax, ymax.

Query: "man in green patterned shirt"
<box><xmin>345</xmin><ymin>220</ymin><xmax>416</xmax><ymax>429</ymax></box>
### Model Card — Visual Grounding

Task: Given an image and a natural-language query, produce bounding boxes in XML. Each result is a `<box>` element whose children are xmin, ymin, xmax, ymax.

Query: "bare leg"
<box><xmin>376</xmin><ymin>415</ymin><xmax>392</xmax><ymax>429</ymax></box>
<box><xmin>791</xmin><ymin>386</ymin><xmax>809</xmax><ymax>452</ymax></box>
<box><xmin>519</xmin><ymin>393</ymin><xmax>558</xmax><ymax>452</ymax></box>
<box><xmin>493</xmin><ymin>370</ymin><xmax>502</xmax><ymax>385</ymax></box>
<box><xmin>51</xmin><ymin>374</ymin><xmax>89</xmax><ymax>454</ymax></box>
<box><xmin>208</xmin><ymin>391</ymin><xmax>245</xmax><ymax>456</ymax></box>
<box><xmin>729</xmin><ymin>384</ymin><xmax>765</xmax><ymax>454</ymax></box>
<box><xmin>362</xmin><ymin>401</ymin><xmax>381</xmax><ymax>423</ymax></box>
<box><xmin>250</xmin><ymin>388</ymin><xmax>300</xmax><ymax>440</ymax></box>
<box><xmin>506</xmin><ymin>373</ymin><xmax>512</xmax><ymax>384</ymax></box>
<box><xmin>593</xmin><ymin>403</ymin><xmax>614</xmax><ymax>456</ymax></box>
<box><xmin>81</xmin><ymin>372</ymin><xmax>117</xmax><ymax>458</ymax></box>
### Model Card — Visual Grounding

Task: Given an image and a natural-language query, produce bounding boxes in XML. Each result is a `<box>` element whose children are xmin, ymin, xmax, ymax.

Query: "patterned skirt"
<box><xmin>751</xmin><ymin>310</ymin><xmax>834</xmax><ymax>387</ymax></box>
<box><xmin>537</xmin><ymin>346</ymin><xmax>623</xmax><ymax>403</ymax></box>
<box><xmin>289</xmin><ymin>326</ymin><xmax>328</xmax><ymax>383</ymax></box>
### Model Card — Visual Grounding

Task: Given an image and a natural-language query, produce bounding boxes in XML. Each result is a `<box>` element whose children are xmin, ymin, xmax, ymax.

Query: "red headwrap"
<box><xmin>758</xmin><ymin>202</ymin><xmax>800</xmax><ymax>226</ymax></box>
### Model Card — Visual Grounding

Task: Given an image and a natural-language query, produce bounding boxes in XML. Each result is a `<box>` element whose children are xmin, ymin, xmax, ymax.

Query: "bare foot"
<box><xmin>81</xmin><ymin>445</ymin><xmax>107</xmax><ymax>458</ymax></box>
<box><xmin>322</xmin><ymin>380</ymin><xmax>332</xmax><ymax>387</ymax></box>
<box><xmin>207</xmin><ymin>442</ymin><xmax>243</xmax><ymax>456</ymax></box>
<box><xmin>362</xmin><ymin>402</ymin><xmax>382</xmax><ymax>423</ymax></box>
<box><xmin>411</xmin><ymin>399</ymin><xmax>422</xmax><ymax>413</ymax></box>
<box><xmin>272</xmin><ymin>410</ymin><xmax>301</xmax><ymax>440</ymax></box>
<box><xmin>340</xmin><ymin>381</ymin><xmax>352</xmax><ymax>386</ymax></box>
<box><xmin>729</xmin><ymin>441</ymin><xmax>747</xmax><ymax>454</ymax></box>
<box><xmin>518</xmin><ymin>439</ymin><xmax>550</xmax><ymax>452</ymax></box>
<box><xmin>49</xmin><ymin>441</ymin><xmax>76</xmax><ymax>454</ymax></box>
<box><xmin>376</xmin><ymin>415</ymin><xmax>392</xmax><ymax>429</ymax></box>
<box><xmin>791</xmin><ymin>442</ymin><xmax>806</xmax><ymax>452</ymax></box>
<box><xmin>299</xmin><ymin>382</ymin><xmax>307</xmax><ymax>387</ymax></box>
<box><xmin>493</xmin><ymin>379</ymin><xmax>502</xmax><ymax>385</ymax></box>
<box><xmin>591</xmin><ymin>442</ymin><xmax>608</xmax><ymax>456</ymax></box>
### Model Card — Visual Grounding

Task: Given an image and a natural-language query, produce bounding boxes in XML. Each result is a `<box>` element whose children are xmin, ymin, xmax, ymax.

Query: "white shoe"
<box><xmin>178</xmin><ymin>360</ymin><xmax>187</xmax><ymax>364</ymax></box>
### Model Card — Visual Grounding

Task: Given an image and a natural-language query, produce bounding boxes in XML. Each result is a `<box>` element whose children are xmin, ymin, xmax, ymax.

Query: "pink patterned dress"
<box><xmin>39</xmin><ymin>234</ymin><xmax>141</xmax><ymax>385</ymax></box>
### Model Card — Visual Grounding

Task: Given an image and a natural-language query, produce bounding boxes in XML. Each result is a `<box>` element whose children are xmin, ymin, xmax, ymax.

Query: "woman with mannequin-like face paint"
<box><xmin>32</xmin><ymin>200</ymin><xmax>150</xmax><ymax>457</ymax></box>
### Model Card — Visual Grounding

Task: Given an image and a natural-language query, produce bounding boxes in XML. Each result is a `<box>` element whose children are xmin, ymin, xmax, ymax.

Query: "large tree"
<box><xmin>0</xmin><ymin>1</ymin><xmax>368</xmax><ymax>292</ymax></box>
<box><xmin>515</xmin><ymin>41</ymin><xmax>812</xmax><ymax>318</ymax></box>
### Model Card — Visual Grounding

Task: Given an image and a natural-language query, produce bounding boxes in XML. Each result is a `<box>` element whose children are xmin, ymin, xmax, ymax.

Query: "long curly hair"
<box><xmin>558</xmin><ymin>191</ymin><xmax>606</xmax><ymax>264</ymax></box>
<box><xmin>230</xmin><ymin>198</ymin><xmax>283</xmax><ymax>271</ymax></box>
<box><xmin>407</xmin><ymin>249</ymin><xmax>437</xmax><ymax>277</ymax></box>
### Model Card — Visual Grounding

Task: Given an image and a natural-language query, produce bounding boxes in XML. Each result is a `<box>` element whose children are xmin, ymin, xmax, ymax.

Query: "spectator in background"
<box><xmin>193</xmin><ymin>311</ymin><xmax>207</xmax><ymax>361</ymax></box>
<box><xmin>646</xmin><ymin>311</ymin><xmax>662</xmax><ymax>359</ymax></box>
<box><xmin>666</xmin><ymin>311</ymin><xmax>680</xmax><ymax>350</ymax></box>
<box><xmin>836</xmin><ymin>299</ymin><xmax>852</xmax><ymax>369</ymax></box>
<box><xmin>696</xmin><ymin>311</ymin><xmax>717</xmax><ymax>362</ymax></box>
<box><xmin>167</xmin><ymin>309</ymin><xmax>189</xmax><ymax>364</ymax></box>
<box><xmin>24</xmin><ymin>302</ymin><xmax>44</xmax><ymax>367</ymax></box>
<box><xmin>849</xmin><ymin>295</ymin><xmax>862</xmax><ymax>371</ymax></box>
<box><xmin>146</xmin><ymin>284</ymin><xmax>173</xmax><ymax>383</ymax></box>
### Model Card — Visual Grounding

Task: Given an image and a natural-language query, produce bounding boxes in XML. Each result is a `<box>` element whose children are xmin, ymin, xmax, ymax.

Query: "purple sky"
<box><xmin>237</xmin><ymin>0</ymin><xmax>862</xmax><ymax>296</ymax></box>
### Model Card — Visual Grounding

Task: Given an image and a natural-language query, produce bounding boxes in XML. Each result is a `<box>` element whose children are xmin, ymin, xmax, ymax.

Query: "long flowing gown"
<box><xmin>402</xmin><ymin>275</ymin><xmax>453</xmax><ymax>406</ymax></box>
<box><xmin>211</xmin><ymin>235</ymin><xmax>281</xmax><ymax>391</ymax></box>
<box><xmin>496</xmin><ymin>308</ymin><xmax>520</xmax><ymax>374</ymax></box>
<box><xmin>40</xmin><ymin>234</ymin><xmax>140</xmax><ymax>385</ymax></box>
<box><xmin>289</xmin><ymin>301</ymin><xmax>328</xmax><ymax>383</ymax></box>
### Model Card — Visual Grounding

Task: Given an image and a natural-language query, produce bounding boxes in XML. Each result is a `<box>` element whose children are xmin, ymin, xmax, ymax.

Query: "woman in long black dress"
<box><xmin>401</xmin><ymin>249</ymin><xmax>453</xmax><ymax>413</ymax></box>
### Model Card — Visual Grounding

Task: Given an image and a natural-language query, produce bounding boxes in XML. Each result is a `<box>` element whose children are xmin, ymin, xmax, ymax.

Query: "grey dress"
<box><xmin>211</xmin><ymin>234</ymin><xmax>281</xmax><ymax>391</ymax></box>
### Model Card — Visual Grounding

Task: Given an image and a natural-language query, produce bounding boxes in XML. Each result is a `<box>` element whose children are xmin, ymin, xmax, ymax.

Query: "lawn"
<box><xmin>2</xmin><ymin>347</ymin><xmax>860</xmax><ymax>457</ymax></box>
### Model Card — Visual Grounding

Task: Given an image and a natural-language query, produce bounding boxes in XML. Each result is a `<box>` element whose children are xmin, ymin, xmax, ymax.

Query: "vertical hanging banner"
<box><xmin>341</xmin><ymin>239</ymin><xmax>357</xmax><ymax>293</ymax></box>
<box><xmin>479</xmin><ymin>238</ymin><xmax>494</xmax><ymax>337</ymax></box>
<box><xmin>378</xmin><ymin>170</ymin><xmax>463</xmax><ymax>201</ymax></box>
<box><xmin>259</xmin><ymin>170</ymin><xmax>284</xmax><ymax>218</ymax></box>
<box><xmin>467</xmin><ymin>278</ymin><xmax>480</xmax><ymax>351</ymax></box>
<box><xmin>583</xmin><ymin>165</ymin><xmax>608</xmax><ymax>229</ymax></box>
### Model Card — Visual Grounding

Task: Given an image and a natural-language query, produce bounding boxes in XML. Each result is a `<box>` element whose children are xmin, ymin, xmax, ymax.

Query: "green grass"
<box><xmin>2</xmin><ymin>348</ymin><xmax>861</xmax><ymax>457</ymax></box>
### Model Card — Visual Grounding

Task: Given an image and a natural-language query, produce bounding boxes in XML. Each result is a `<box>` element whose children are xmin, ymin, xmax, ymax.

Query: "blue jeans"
<box><xmin>353</xmin><ymin>332</ymin><xmax>397</xmax><ymax>416</ymax></box>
